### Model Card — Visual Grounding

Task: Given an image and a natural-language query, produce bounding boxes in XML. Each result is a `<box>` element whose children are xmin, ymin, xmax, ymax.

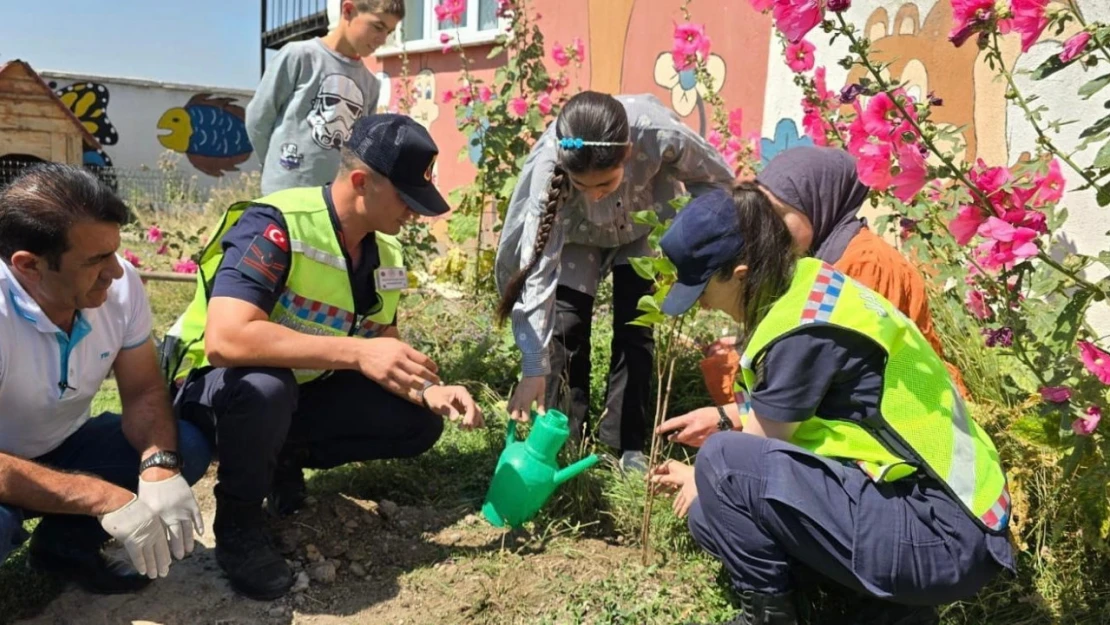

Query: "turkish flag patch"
<box><xmin>262</xmin><ymin>224</ymin><xmax>289</xmax><ymax>252</ymax></box>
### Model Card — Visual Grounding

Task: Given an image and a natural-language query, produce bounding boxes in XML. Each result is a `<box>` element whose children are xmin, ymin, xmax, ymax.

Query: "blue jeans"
<box><xmin>0</xmin><ymin>413</ymin><xmax>211</xmax><ymax>562</ymax></box>
<box><xmin>687</xmin><ymin>432</ymin><xmax>1013</xmax><ymax>606</ymax></box>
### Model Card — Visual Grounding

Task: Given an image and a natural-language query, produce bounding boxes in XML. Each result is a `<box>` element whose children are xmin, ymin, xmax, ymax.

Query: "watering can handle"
<box><xmin>505</xmin><ymin>419</ymin><xmax>519</xmax><ymax>446</ymax></box>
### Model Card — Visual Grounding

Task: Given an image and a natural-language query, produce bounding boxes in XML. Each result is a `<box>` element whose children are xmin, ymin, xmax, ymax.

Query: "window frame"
<box><xmin>375</xmin><ymin>0</ymin><xmax>507</xmax><ymax>57</ymax></box>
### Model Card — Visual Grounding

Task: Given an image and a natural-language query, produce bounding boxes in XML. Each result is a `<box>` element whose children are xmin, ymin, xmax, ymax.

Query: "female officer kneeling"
<box><xmin>650</xmin><ymin>182</ymin><xmax>1014</xmax><ymax>625</ymax></box>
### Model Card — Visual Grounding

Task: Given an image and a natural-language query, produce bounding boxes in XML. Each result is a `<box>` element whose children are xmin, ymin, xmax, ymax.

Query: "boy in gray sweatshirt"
<box><xmin>247</xmin><ymin>0</ymin><xmax>403</xmax><ymax>195</ymax></box>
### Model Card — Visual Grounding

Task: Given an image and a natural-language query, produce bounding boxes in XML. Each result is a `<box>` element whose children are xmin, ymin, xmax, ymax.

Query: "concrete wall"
<box><xmin>40</xmin><ymin>71</ymin><xmax>258</xmax><ymax>186</ymax></box>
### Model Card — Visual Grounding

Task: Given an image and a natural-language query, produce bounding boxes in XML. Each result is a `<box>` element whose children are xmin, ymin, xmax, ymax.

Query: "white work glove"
<box><xmin>138</xmin><ymin>473</ymin><xmax>205</xmax><ymax>560</ymax></box>
<box><xmin>98</xmin><ymin>494</ymin><xmax>172</xmax><ymax>579</ymax></box>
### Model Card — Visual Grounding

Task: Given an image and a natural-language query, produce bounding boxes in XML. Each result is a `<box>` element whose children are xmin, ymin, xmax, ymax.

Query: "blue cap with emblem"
<box><xmin>659</xmin><ymin>188</ymin><xmax>745</xmax><ymax>316</ymax></box>
<box><xmin>346</xmin><ymin>114</ymin><xmax>450</xmax><ymax>217</ymax></box>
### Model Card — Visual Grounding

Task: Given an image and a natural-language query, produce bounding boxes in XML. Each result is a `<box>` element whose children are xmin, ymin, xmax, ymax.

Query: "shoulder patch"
<box><xmin>262</xmin><ymin>223</ymin><xmax>289</xmax><ymax>252</ymax></box>
<box><xmin>236</xmin><ymin>234</ymin><xmax>289</xmax><ymax>291</ymax></box>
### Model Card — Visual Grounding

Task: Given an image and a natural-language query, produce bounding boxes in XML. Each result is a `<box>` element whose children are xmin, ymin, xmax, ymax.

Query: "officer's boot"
<box><xmin>688</xmin><ymin>590</ymin><xmax>798</xmax><ymax>625</ymax></box>
<box><xmin>213</xmin><ymin>490</ymin><xmax>294</xmax><ymax>600</ymax></box>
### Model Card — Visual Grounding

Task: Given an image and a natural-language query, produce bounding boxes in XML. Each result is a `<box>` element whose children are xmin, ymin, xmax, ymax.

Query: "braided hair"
<box><xmin>496</xmin><ymin>91</ymin><xmax>631</xmax><ymax>323</ymax></box>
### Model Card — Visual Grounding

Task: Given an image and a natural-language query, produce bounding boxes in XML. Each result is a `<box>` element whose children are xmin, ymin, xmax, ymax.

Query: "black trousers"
<box><xmin>545</xmin><ymin>265</ymin><xmax>655</xmax><ymax>452</ymax></box>
<box><xmin>175</xmin><ymin>368</ymin><xmax>444</xmax><ymax>503</ymax></box>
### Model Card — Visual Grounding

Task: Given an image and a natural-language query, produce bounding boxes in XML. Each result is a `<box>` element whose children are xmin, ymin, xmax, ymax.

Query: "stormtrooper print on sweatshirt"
<box><xmin>246</xmin><ymin>38</ymin><xmax>380</xmax><ymax>195</ymax></box>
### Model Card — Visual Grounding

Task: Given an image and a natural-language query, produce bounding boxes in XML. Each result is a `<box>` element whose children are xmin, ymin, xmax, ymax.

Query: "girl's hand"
<box><xmin>649</xmin><ymin>460</ymin><xmax>699</xmax><ymax>518</ymax></box>
<box><xmin>507</xmin><ymin>376</ymin><xmax>546</xmax><ymax>423</ymax></box>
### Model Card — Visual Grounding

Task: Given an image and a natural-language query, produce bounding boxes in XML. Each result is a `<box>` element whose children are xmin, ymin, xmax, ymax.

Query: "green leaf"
<box><xmin>629</xmin><ymin>256</ymin><xmax>656</xmax><ymax>281</ymax></box>
<box><xmin>1093</xmin><ymin>138</ymin><xmax>1110</xmax><ymax>169</ymax></box>
<box><xmin>1080</xmin><ymin>112</ymin><xmax>1110</xmax><ymax>139</ymax></box>
<box><xmin>653</xmin><ymin>256</ymin><xmax>677</xmax><ymax>277</ymax></box>
<box><xmin>628</xmin><ymin>312</ymin><xmax>666</xmax><ymax>328</ymax></box>
<box><xmin>1079</xmin><ymin>73</ymin><xmax>1110</xmax><ymax>99</ymax></box>
<box><xmin>1098</xmin><ymin>185</ymin><xmax>1110</xmax><ymax>207</ymax></box>
<box><xmin>446</xmin><ymin>212</ymin><xmax>479</xmax><ymax>245</ymax></box>
<box><xmin>487</xmin><ymin>46</ymin><xmax>505</xmax><ymax>59</ymax></box>
<box><xmin>636</xmin><ymin>294</ymin><xmax>661</xmax><ymax>314</ymax></box>
<box><xmin>1032</xmin><ymin>53</ymin><xmax>1073</xmax><ymax>81</ymax></box>
<box><xmin>631</xmin><ymin>210</ymin><xmax>660</xmax><ymax>227</ymax></box>
<box><xmin>1049</xmin><ymin>290</ymin><xmax>1095</xmax><ymax>356</ymax></box>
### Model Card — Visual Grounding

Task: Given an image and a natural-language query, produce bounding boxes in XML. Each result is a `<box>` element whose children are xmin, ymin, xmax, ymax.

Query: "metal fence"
<box><xmin>0</xmin><ymin>159</ymin><xmax>255</xmax><ymax>213</ymax></box>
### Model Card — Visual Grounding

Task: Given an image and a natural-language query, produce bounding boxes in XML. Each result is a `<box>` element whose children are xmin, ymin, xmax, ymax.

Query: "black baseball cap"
<box><xmin>346</xmin><ymin>114</ymin><xmax>451</xmax><ymax>217</ymax></box>
<box><xmin>659</xmin><ymin>188</ymin><xmax>744</xmax><ymax>316</ymax></box>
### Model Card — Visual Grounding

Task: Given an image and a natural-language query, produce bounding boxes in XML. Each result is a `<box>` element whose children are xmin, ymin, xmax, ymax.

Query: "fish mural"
<box><xmin>50</xmin><ymin>81</ymin><xmax>118</xmax><ymax>167</ymax></box>
<box><xmin>157</xmin><ymin>93</ymin><xmax>253</xmax><ymax>177</ymax></box>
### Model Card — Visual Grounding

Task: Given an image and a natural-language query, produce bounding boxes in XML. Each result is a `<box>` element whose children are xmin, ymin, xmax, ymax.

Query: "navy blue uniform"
<box><xmin>174</xmin><ymin>186</ymin><xmax>439</xmax><ymax>506</ymax></box>
<box><xmin>687</xmin><ymin>326</ymin><xmax>1014</xmax><ymax>604</ymax></box>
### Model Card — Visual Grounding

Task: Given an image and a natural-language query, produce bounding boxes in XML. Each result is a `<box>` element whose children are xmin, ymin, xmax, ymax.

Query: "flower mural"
<box><xmin>653</xmin><ymin>51</ymin><xmax>726</xmax><ymax>135</ymax></box>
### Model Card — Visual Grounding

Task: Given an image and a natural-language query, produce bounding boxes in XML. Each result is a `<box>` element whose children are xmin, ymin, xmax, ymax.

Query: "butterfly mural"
<box><xmin>50</xmin><ymin>81</ymin><xmax>119</xmax><ymax>167</ymax></box>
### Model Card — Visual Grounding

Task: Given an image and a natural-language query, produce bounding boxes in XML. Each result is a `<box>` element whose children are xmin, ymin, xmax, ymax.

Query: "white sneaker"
<box><xmin>619</xmin><ymin>450</ymin><xmax>648</xmax><ymax>474</ymax></box>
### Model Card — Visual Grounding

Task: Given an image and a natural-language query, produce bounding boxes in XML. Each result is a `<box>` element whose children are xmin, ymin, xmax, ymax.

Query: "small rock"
<box><xmin>321</xmin><ymin>538</ymin><xmax>348</xmax><ymax>559</ymax></box>
<box><xmin>293</xmin><ymin>593</ymin><xmax>307</xmax><ymax>606</ymax></box>
<box><xmin>349</xmin><ymin>562</ymin><xmax>367</xmax><ymax>577</ymax></box>
<box><xmin>307</xmin><ymin>560</ymin><xmax>337</xmax><ymax>584</ymax></box>
<box><xmin>292</xmin><ymin>571</ymin><xmax>310</xmax><ymax>592</ymax></box>
<box><xmin>345</xmin><ymin>519</ymin><xmax>359</xmax><ymax>530</ymax></box>
<box><xmin>305</xmin><ymin>544</ymin><xmax>323</xmax><ymax>563</ymax></box>
<box><xmin>268</xmin><ymin>606</ymin><xmax>286</xmax><ymax>617</ymax></box>
<box><xmin>277</xmin><ymin>528</ymin><xmax>300</xmax><ymax>554</ymax></box>
<box><xmin>304</xmin><ymin>496</ymin><xmax>318</xmax><ymax>507</ymax></box>
<box><xmin>379</xmin><ymin>499</ymin><xmax>399</xmax><ymax>521</ymax></box>
<box><xmin>463</xmin><ymin>513</ymin><xmax>480</xmax><ymax>526</ymax></box>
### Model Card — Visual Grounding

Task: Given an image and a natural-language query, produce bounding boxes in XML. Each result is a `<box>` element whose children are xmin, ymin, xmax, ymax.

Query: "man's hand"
<box><xmin>357</xmin><ymin>337</ymin><xmax>441</xmax><ymax>397</ymax></box>
<box><xmin>507</xmin><ymin>376</ymin><xmax>546</xmax><ymax>423</ymax></box>
<box><xmin>649</xmin><ymin>460</ymin><xmax>698</xmax><ymax>518</ymax></box>
<box><xmin>424</xmin><ymin>385</ymin><xmax>485</xmax><ymax>430</ymax></box>
<box><xmin>656</xmin><ymin>406</ymin><xmax>737</xmax><ymax>448</ymax></box>
<box><xmin>137</xmin><ymin>473</ymin><xmax>204</xmax><ymax>560</ymax></box>
<box><xmin>98</xmin><ymin>495</ymin><xmax>172</xmax><ymax>579</ymax></box>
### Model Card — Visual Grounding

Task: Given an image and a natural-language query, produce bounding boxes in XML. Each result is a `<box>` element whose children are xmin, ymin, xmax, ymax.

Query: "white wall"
<box><xmin>41</xmin><ymin>71</ymin><xmax>258</xmax><ymax>188</ymax></box>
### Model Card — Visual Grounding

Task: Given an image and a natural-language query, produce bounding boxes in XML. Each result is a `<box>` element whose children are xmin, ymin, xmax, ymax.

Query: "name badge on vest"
<box><xmin>375</xmin><ymin>267</ymin><xmax>408</xmax><ymax>291</ymax></box>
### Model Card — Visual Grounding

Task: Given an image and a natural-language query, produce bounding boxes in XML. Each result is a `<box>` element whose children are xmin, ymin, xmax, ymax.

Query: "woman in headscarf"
<box><xmin>667</xmin><ymin>146</ymin><xmax>965</xmax><ymax>447</ymax></box>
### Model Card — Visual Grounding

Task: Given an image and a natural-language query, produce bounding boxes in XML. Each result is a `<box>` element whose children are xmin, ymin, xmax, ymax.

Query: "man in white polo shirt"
<box><xmin>0</xmin><ymin>164</ymin><xmax>211</xmax><ymax>594</ymax></box>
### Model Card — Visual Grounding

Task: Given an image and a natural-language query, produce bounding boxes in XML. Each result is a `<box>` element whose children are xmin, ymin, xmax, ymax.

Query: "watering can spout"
<box><xmin>554</xmin><ymin>454</ymin><xmax>599</xmax><ymax>486</ymax></box>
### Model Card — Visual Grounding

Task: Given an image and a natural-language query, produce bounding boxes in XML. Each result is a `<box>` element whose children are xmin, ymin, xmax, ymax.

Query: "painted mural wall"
<box><xmin>40</xmin><ymin>71</ymin><xmax>258</xmax><ymax>185</ymax></box>
<box><xmin>363</xmin><ymin>0</ymin><xmax>1110</xmax><ymax>329</ymax></box>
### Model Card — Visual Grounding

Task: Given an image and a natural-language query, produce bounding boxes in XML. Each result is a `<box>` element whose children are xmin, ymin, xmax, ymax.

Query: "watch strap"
<box><xmin>139</xmin><ymin>450</ymin><xmax>182</xmax><ymax>473</ymax></box>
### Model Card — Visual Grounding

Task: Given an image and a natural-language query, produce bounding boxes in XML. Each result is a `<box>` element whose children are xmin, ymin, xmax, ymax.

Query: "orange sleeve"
<box><xmin>834</xmin><ymin>228</ymin><xmax>967</xmax><ymax>396</ymax></box>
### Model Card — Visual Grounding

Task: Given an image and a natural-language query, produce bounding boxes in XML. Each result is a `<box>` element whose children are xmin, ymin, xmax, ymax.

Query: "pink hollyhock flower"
<box><xmin>748</xmin><ymin>0</ymin><xmax>774</xmax><ymax>10</ymax></box>
<box><xmin>1072</xmin><ymin>405</ymin><xmax>1101</xmax><ymax>436</ymax></box>
<box><xmin>965</xmin><ymin>288</ymin><xmax>992</xmax><ymax>320</ymax></box>
<box><xmin>172</xmin><ymin>259</ymin><xmax>198</xmax><ymax>274</ymax></box>
<box><xmin>146</xmin><ymin>225</ymin><xmax>163</xmax><ymax>243</ymax></box>
<box><xmin>773</xmin><ymin>0</ymin><xmax>825</xmax><ymax>44</ymax></box>
<box><xmin>573</xmin><ymin>37</ymin><xmax>586</xmax><ymax>61</ymax></box>
<box><xmin>728</xmin><ymin>108</ymin><xmax>744</xmax><ymax>137</ymax></box>
<box><xmin>156</xmin><ymin>243</ymin><xmax>168</xmax><ymax>255</ymax></box>
<box><xmin>537</xmin><ymin>91</ymin><xmax>553</xmax><ymax>115</ymax></box>
<box><xmin>855</xmin><ymin>142</ymin><xmax>894</xmax><ymax>190</ymax></box>
<box><xmin>434</xmin><ymin>0</ymin><xmax>466</xmax><ymax>25</ymax></box>
<box><xmin>975</xmin><ymin>231</ymin><xmax>1038</xmax><ymax>270</ymax></box>
<box><xmin>442</xmin><ymin>89</ymin><xmax>455</xmax><ymax>104</ymax></box>
<box><xmin>1031</xmin><ymin>159</ymin><xmax>1064</xmax><ymax>207</ymax></box>
<box><xmin>673</xmin><ymin>23</ymin><xmax>711</xmax><ymax>71</ymax></box>
<box><xmin>439</xmin><ymin>32</ymin><xmax>453</xmax><ymax>53</ymax></box>
<box><xmin>508</xmin><ymin>97</ymin><xmax>528</xmax><ymax>118</ymax></box>
<box><xmin>477</xmin><ymin>85</ymin><xmax>493</xmax><ymax>103</ymax></box>
<box><xmin>786</xmin><ymin>39</ymin><xmax>816</xmax><ymax>73</ymax></box>
<box><xmin>552</xmin><ymin>43</ymin><xmax>570</xmax><ymax>67</ymax></box>
<box><xmin>123</xmin><ymin>249</ymin><xmax>141</xmax><ymax>268</ymax></box>
<box><xmin>496</xmin><ymin>0</ymin><xmax>514</xmax><ymax>17</ymax></box>
<box><xmin>856</xmin><ymin>91</ymin><xmax>918</xmax><ymax>145</ymax></box>
<box><xmin>949</xmin><ymin>205</ymin><xmax>987</xmax><ymax>245</ymax></box>
<box><xmin>1079</xmin><ymin>340</ymin><xmax>1110</xmax><ymax>384</ymax></box>
<box><xmin>827</xmin><ymin>0</ymin><xmax>850</xmax><ymax>10</ymax></box>
<box><xmin>949</xmin><ymin>0</ymin><xmax>996</xmax><ymax>47</ymax></box>
<box><xmin>1039</xmin><ymin>386</ymin><xmax>1072</xmax><ymax>403</ymax></box>
<box><xmin>969</xmin><ymin>159</ymin><xmax>1012</xmax><ymax>198</ymax></box>
<box><xmin>1060</xmin><ymin>31</ymin><xmax>1092</xmax><ymax>63</ymax></box>
<box><xmin>457</xmin><ymin>89</ymin><xmax>473</xmax><ymax>106</ymax></box>
<box><xmin>890</xmin><ymin>143</ymin><xmax>928</xmax><ymax>201</ymax></box>
<box><xmin>707</xmin><ymin>130</ymin><xmax>724</xmax><ymax>149</ymax></box>
<box><xmin>1008</xmin><ymin>0</ymin><xmax>1049</xmax><ymax>53</ymax></box>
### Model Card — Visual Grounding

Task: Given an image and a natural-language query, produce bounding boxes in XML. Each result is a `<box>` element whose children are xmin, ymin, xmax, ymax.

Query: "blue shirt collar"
<box><xmin>1</xmin><ymin>261</ymin><xmax>87</xmax><ymax>335</ymax></box>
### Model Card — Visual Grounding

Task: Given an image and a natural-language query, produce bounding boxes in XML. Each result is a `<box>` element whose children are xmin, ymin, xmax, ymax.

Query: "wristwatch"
<box><xmin>716</xmin><ymin>406</ymin><xmax>734</xmax><ymax>432</ymax></box>
<box><xmin>419</xmin><ymin>380</ymin><xmax>440</xmax><ymax>410</ymax></box>
<box><xmin>139</xmin><ymin>450</ymin><xmax>183</xmax><ymax>473</ymax></box>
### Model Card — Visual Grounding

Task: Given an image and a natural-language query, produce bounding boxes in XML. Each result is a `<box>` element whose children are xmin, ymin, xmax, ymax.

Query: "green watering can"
<box><xmin>481</xmin><ymin>409</ymin><xmax>599</xmax><ymax>528</ymax></box>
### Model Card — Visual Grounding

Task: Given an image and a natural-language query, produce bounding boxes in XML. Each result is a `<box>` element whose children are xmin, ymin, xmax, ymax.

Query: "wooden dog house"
<box><xmin>0</xmin><ymin>59</ymin><xmax>102</xmax><ymax>170</ymax></box>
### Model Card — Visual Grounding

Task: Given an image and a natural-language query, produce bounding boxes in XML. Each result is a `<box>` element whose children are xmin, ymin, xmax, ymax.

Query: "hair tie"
<box><xmin>558</xmin><ymin>137</ymin><xmax>632</xmax><ymax>150</ymax></box>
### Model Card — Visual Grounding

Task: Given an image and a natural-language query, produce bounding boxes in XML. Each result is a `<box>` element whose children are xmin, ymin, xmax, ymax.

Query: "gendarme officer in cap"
<box><xmin>164</xmin><ymin>114</ymin><xmax>485</xmax><ymax>600</ymax></box>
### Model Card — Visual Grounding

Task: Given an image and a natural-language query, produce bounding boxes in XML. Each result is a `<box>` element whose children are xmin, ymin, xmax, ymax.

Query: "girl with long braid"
<box><xmin>494</xmin><ymin>91</ymin><xmax>734</xmax><ymax>471</ymax></box>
